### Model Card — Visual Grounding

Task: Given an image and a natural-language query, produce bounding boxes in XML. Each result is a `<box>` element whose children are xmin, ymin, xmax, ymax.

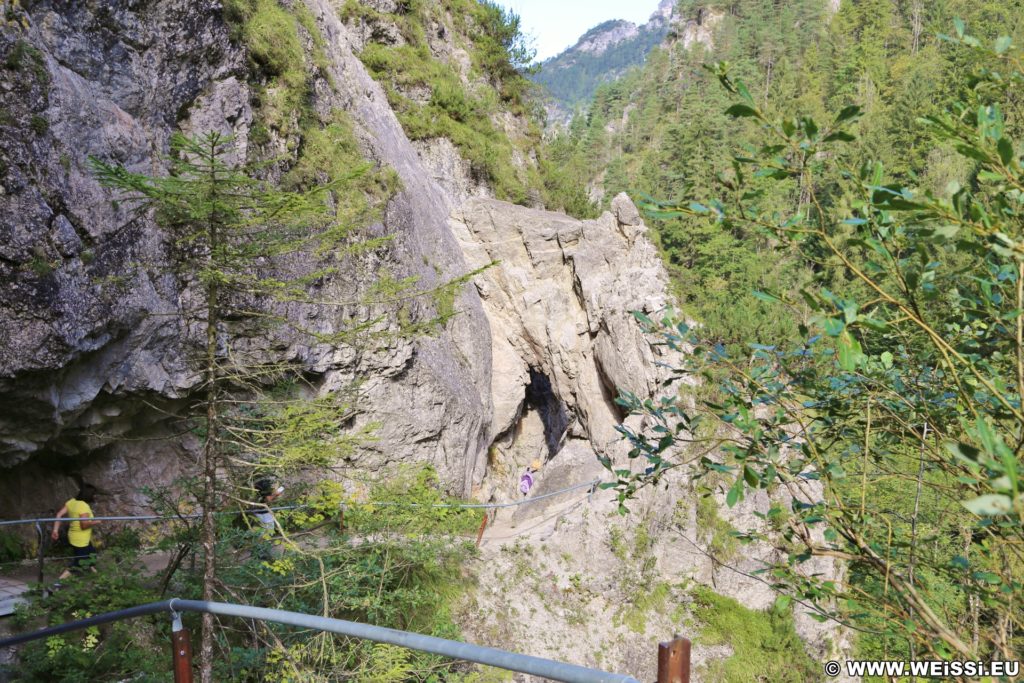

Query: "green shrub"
<box><xmin>29</xmin><ymin>114</ymin><xmax>47</xmax><ymax>135</ymax></box>
<box><xmin>13</xmin><ymin>545</ymin><xmax>164</xmax><ymax>683</ymax></box>
<box><xmin>0</xmin><ymin>530</ymin><xmax>24</xmax><ymax>562</ymax></box>
<box><xmin>691</xmin><ymin>586</ymin><xmax>818</xmax><ymax>682</ymax></box>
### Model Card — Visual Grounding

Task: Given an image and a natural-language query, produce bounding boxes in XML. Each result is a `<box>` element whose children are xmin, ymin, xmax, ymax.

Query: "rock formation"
<box><xmin>0</xmin><ymin>0</ymin><xmax>495</xmax><ymax>510</ymax></box>
<box><xmin>450</xmin><ymin>193</ymin><xmax>672</xmax><ymax>502</ymax></box>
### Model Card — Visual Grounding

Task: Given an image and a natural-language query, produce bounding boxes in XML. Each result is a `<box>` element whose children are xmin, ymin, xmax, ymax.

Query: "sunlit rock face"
<box><xmin>450</xmin><ymin>193</ymin><xmax>674</xmax><ymax>502</ymax></box>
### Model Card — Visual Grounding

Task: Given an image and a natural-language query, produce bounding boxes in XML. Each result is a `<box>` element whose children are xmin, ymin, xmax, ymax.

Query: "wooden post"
<box><xmin>657</xmin><ymin>637</ymin><xmax>691</xmax><ymax>683</ymax></box>
<box><xmin>475</xmin><ymin>512</ymin><xmax>488</xmax><ymax>548</ymax></box>
<box><xmin>35</xmin><ymin>523</ymin><xmax>45</xmax><ymax>586</ymax></box>
<box><xmin>172</xmin><ymin>627</ymin><xmax>194</xmax><ymax>683</ymax></box>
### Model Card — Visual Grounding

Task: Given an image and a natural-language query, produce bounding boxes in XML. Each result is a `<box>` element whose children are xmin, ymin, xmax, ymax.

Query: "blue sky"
<box><xmin>496</xmin><ymin>0</ymin><xmax>663</xmax><ymax>61</ymax></box>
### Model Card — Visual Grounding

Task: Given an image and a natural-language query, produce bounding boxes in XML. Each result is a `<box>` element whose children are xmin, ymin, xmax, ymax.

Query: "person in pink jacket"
<box><xmin>519</xmin><ymin>459</ymin><xmax>542</xmax><ymax>496</ymax></box>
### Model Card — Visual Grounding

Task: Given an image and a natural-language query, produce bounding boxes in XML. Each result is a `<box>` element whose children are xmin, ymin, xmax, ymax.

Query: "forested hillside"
<box><xmin>543</xmin><ymin>0</ymin><xmax>1024</xmax><ymax>347</ymax></box>
<box><xmin>542</xmin><ymin>0</ymin><xmax>1024</xmax><ymax>675</ymax></box>
<box><xmin>532</xmin><ymin>16</ymin><xmax>668</xmax><ymax>116</ymax></box>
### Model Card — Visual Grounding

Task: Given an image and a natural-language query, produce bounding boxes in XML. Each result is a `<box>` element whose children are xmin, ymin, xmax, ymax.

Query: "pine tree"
<box><xmin>90</xmin><ymin>131</ymin><xmax>416</xmax><ymax>681</ymax></box>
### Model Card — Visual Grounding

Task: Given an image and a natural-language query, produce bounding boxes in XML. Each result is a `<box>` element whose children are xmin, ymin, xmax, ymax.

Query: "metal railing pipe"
<box><xmin>0</xmin><ymin>598</ymin><xmax>641</xmax><ymax>683</ymax></box>
<box><xmin>170</xmin><ymin>599</ymin><xmax>638</xmax><ymax>683</ymax></box>
<box><xmin>0</xmin><ymin>600</ymin><xmax>174</xmax><ymax>648</ymax></box>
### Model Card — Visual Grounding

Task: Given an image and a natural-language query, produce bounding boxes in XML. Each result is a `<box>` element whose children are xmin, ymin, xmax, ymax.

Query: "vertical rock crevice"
<box><xmin>524</xmin><ymin>367</ymin><xmax>568</xmax><ymax>459</ymax></box>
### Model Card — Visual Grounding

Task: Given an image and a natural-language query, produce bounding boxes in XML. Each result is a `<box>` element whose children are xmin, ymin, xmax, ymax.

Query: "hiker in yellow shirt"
<box><xmin>51</xmin><ymin>484</ymin><xmax>100</xmax><ymax>581</ymax></box>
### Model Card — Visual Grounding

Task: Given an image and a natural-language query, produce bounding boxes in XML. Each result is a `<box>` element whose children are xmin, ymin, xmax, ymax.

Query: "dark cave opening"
<box><xmin>524</xmin><ymin>368</ymin><xmax>568</xmax><ymax>458</ymax></box>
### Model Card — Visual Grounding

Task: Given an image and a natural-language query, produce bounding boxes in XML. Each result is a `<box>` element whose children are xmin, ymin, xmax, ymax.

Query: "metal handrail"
<box><xmin>0</xmin><ymin>598</ymin><xmax>642</xmax><ymax>683</ymax></box>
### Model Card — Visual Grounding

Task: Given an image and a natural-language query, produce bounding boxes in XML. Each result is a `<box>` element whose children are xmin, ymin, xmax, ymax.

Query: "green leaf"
<box><xmin>953</xmin><ymin>16</ymin><xmax>965</xmax><ymax>37</ymax></box>
<box><xmin>726</xmin><ymin>478</ymin><xmax>744</xmax><ymax>508</ymax></box>
<box><xmin>773</xmin><ymin>595</ymin><xmax>792</xmax><ymax>612</ymax></box>
<box><xmin>837</xmin><ymin>330</ymin><xmax>863</xmax><ymax>371</ymax></box>
<box><xmin>803</xmin><ymin>117</ymin><xmax>818</xmax><ymax>140</ymax></box>
<box><xmin>997</xmin><ymin>138</ymin><xmax>1014</xmax><ymax>165</ymax></box>
<box><xmin>947</xmin><ymin>441</ymin><xmax>981</xmax><ymax>463</ymax></box>
<box><xmin>632</xmin><ymin>311</ymin><xmax>655</xmax><ymax>326</ymax></box>
<box><xmin>834</xmin><ymin>105</ymin><xmax>862</xmax><ymax>124</ymax></box>
<box><xmin>823</xmin><ymin>131</ymin><xmax>856</xmax><ymax>143</ymax></box>
<box><xmin>972</xmin><ymin>571</ymin><xmax>1002</xmax><ymax>584</ymax></box>
<box><xmin>962</xmin><ymin>494</ymin><xmax>1013</xmax><ymax>516</ymax></box>
<box><xmin>880</xmin><ymin>351</ymin><xmax>893</xmax><ymax>369</ymax></box>
<box><xmin>744</xmin><ymin>465</ymin><xmax>760</xmax><ymax>487</ymax></box>
<box><xmin>752</xmin><ymin>290</ymin><xmax>782</xmax><ymax>303</ymax></box>
<box><xmin>823</xmin><ymin>317</ymin><xmax>844</xmax><ymax>337</ymax></box>
<box><xmin>725</xmin><ymin>104</ymin><xmax>760</xmax><ymax>118</ymax></box>
<box><xmin>841</xmin><ymin>301</ymin><xmax>858</xmax><ymax>324</ymax></box>
<box><xmin>991</xmin><ymin>476</ymin><xmax>1013</xmax><ymax>492</ymax></box>
<box><xmin>736</xmin><ymin>81</ymin><xmax>754</xmax><ymax>104</ymax></box>
<box><xmin>995</xmin><ymin>35</ymin><xmax>1013</xmax><ymax>54</ymax></box>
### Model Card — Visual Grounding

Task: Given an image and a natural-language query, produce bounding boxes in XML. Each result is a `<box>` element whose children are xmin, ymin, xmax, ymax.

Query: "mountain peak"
<box><xmin>532</xmin><ymin>3</ymin><xmax>676</xmax><ymax>117</ymax></box>
<box><xmin>572</xmin><ymin>19</ymin><xmax>640</xmax><ymax>56</ymax></box>
<box><xmin>648</xmin><ymin>0</ymin><xmax>677</xmax><ymax>24</ymax></box>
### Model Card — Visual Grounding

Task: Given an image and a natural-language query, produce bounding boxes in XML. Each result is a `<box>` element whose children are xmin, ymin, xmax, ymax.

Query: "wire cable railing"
<box><xmin>0</xmin><ymin>479</ymin><xmax>602</xmax><ymax>586</ymax></box>
<box><xmin>0</xmin><ymin>479</ymin><xmax>693</xmax><ymax>683</ymax></box>
<box><xmin>0</xmin><ymin>478</ymin><xmax>601</xmax><ymax>527</ymax></box>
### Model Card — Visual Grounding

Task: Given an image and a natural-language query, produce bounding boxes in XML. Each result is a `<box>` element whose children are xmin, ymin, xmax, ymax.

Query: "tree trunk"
<box><xmin>199</xmin><ymin>136</ymin><xmax>222</xmax><ymax>683</ymax></box>
<box><xmin>200</xmin><ymin>289</ymin><xmax>219</xmax><ymax>683</ymax></box>
<box><xmin>911</xmin><ymin>1</ymin><xmax>923</xmax><ymax>54</ymax></box>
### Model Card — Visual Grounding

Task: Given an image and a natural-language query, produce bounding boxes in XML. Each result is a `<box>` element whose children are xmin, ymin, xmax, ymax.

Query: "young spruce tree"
<box><xmin>89</xmin><ymin>131</ymin><xmax>427</xmax><ymax>681</ymax></box>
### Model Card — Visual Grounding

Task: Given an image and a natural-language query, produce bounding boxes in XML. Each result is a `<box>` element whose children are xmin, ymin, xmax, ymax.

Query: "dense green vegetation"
<box><xmin>543</xmin><ymin>0</ymin><xmax>1024</xmax><ymax>351</ymax></box>
<box><xmin>690</xmin><ymin>586</ymin><xmax>818</xmax><ymax>681</ymax></box>
<box><xmin>12</xmin><ymin>466</ymin><xmax>483</xmax><ymax>682</ymax></box>
<box><xmin>604</xmin><ymin>15</ymin><xmax>1024</xmax><ymax>678</ymax></box>
<box><xmin>532</xmin><ymin>20</ymin><xmax>667</xmax><ymax>113</ymax></box>
<box><xmin>343</xmin><ymin>0</ymin><xmax>545</xmax><ymax>204</ymax></box>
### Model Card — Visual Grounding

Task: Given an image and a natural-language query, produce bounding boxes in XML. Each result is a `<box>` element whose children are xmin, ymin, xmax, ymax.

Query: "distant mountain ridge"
<box><xmin>532</xmin><ymin>0</ymin><xmax>676</xmax><ymax>117</ymax></box>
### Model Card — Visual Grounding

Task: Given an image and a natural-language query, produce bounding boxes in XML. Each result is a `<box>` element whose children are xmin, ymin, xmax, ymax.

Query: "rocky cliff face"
<box><xmin>450</xmin><ymin>193</ymin><xmax>673</xmax><ymax>502</ymax></box>
<box><xmin>0</xmin><ymin>0</ymin><xmax>678</xmax><ymax>524</ymax></box>
<box><xmin>572</xmin><ymin>20</ymin><xmax>640</xmax><ymax>56</ymax></box>
<box><xmin>0</xmin><ymin>0</ymin><xmax>497</xmax><ymax>512</ymax></box>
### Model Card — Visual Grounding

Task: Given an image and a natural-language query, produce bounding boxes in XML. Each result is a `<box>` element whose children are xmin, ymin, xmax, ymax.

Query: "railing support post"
<box><xmin>35</xmin><ymin>523</ymin><xmax>45</xmax><ymax>586</ymax></box>
<box><xmin>476</xmin><ymin>512</ymin><xmax>488</xmax><ymax>547</ymax></box>
<box><xmin>171</xmin><ymin>612</ymin><xmax>194</xmax><ymax>683</ymax></box>
<box><xmin>657</xmin><ymin>637</ymin><xmax>690</xmax><ymax>683</ymax></box>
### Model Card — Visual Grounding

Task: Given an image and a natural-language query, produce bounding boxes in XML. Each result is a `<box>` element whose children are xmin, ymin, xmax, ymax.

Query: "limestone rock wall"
<box><xmin>449</xmin><ymin>193</ymin><xmax>674</xmax><ymax>502</ymax></box>
<box><xmin>0</xmin><ymin>0</ymin><xmax>494</xmax><ymax>514</ymax></box>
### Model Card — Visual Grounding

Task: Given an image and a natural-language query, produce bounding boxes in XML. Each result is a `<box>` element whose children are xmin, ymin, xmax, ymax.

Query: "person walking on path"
<box><xmin>250</xmin><ymin>477</ymin><xmax>286</xmax><ymax>560</ymax></box>
<box><xmin>519</xmin><ymin>459</ymin><xmax>543</xmax><ymax>496</ymax></box>
<box><xmin>51</xmin><ymin>483</ymin><xmax>100</xmax><ymax>582</ymax></box>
